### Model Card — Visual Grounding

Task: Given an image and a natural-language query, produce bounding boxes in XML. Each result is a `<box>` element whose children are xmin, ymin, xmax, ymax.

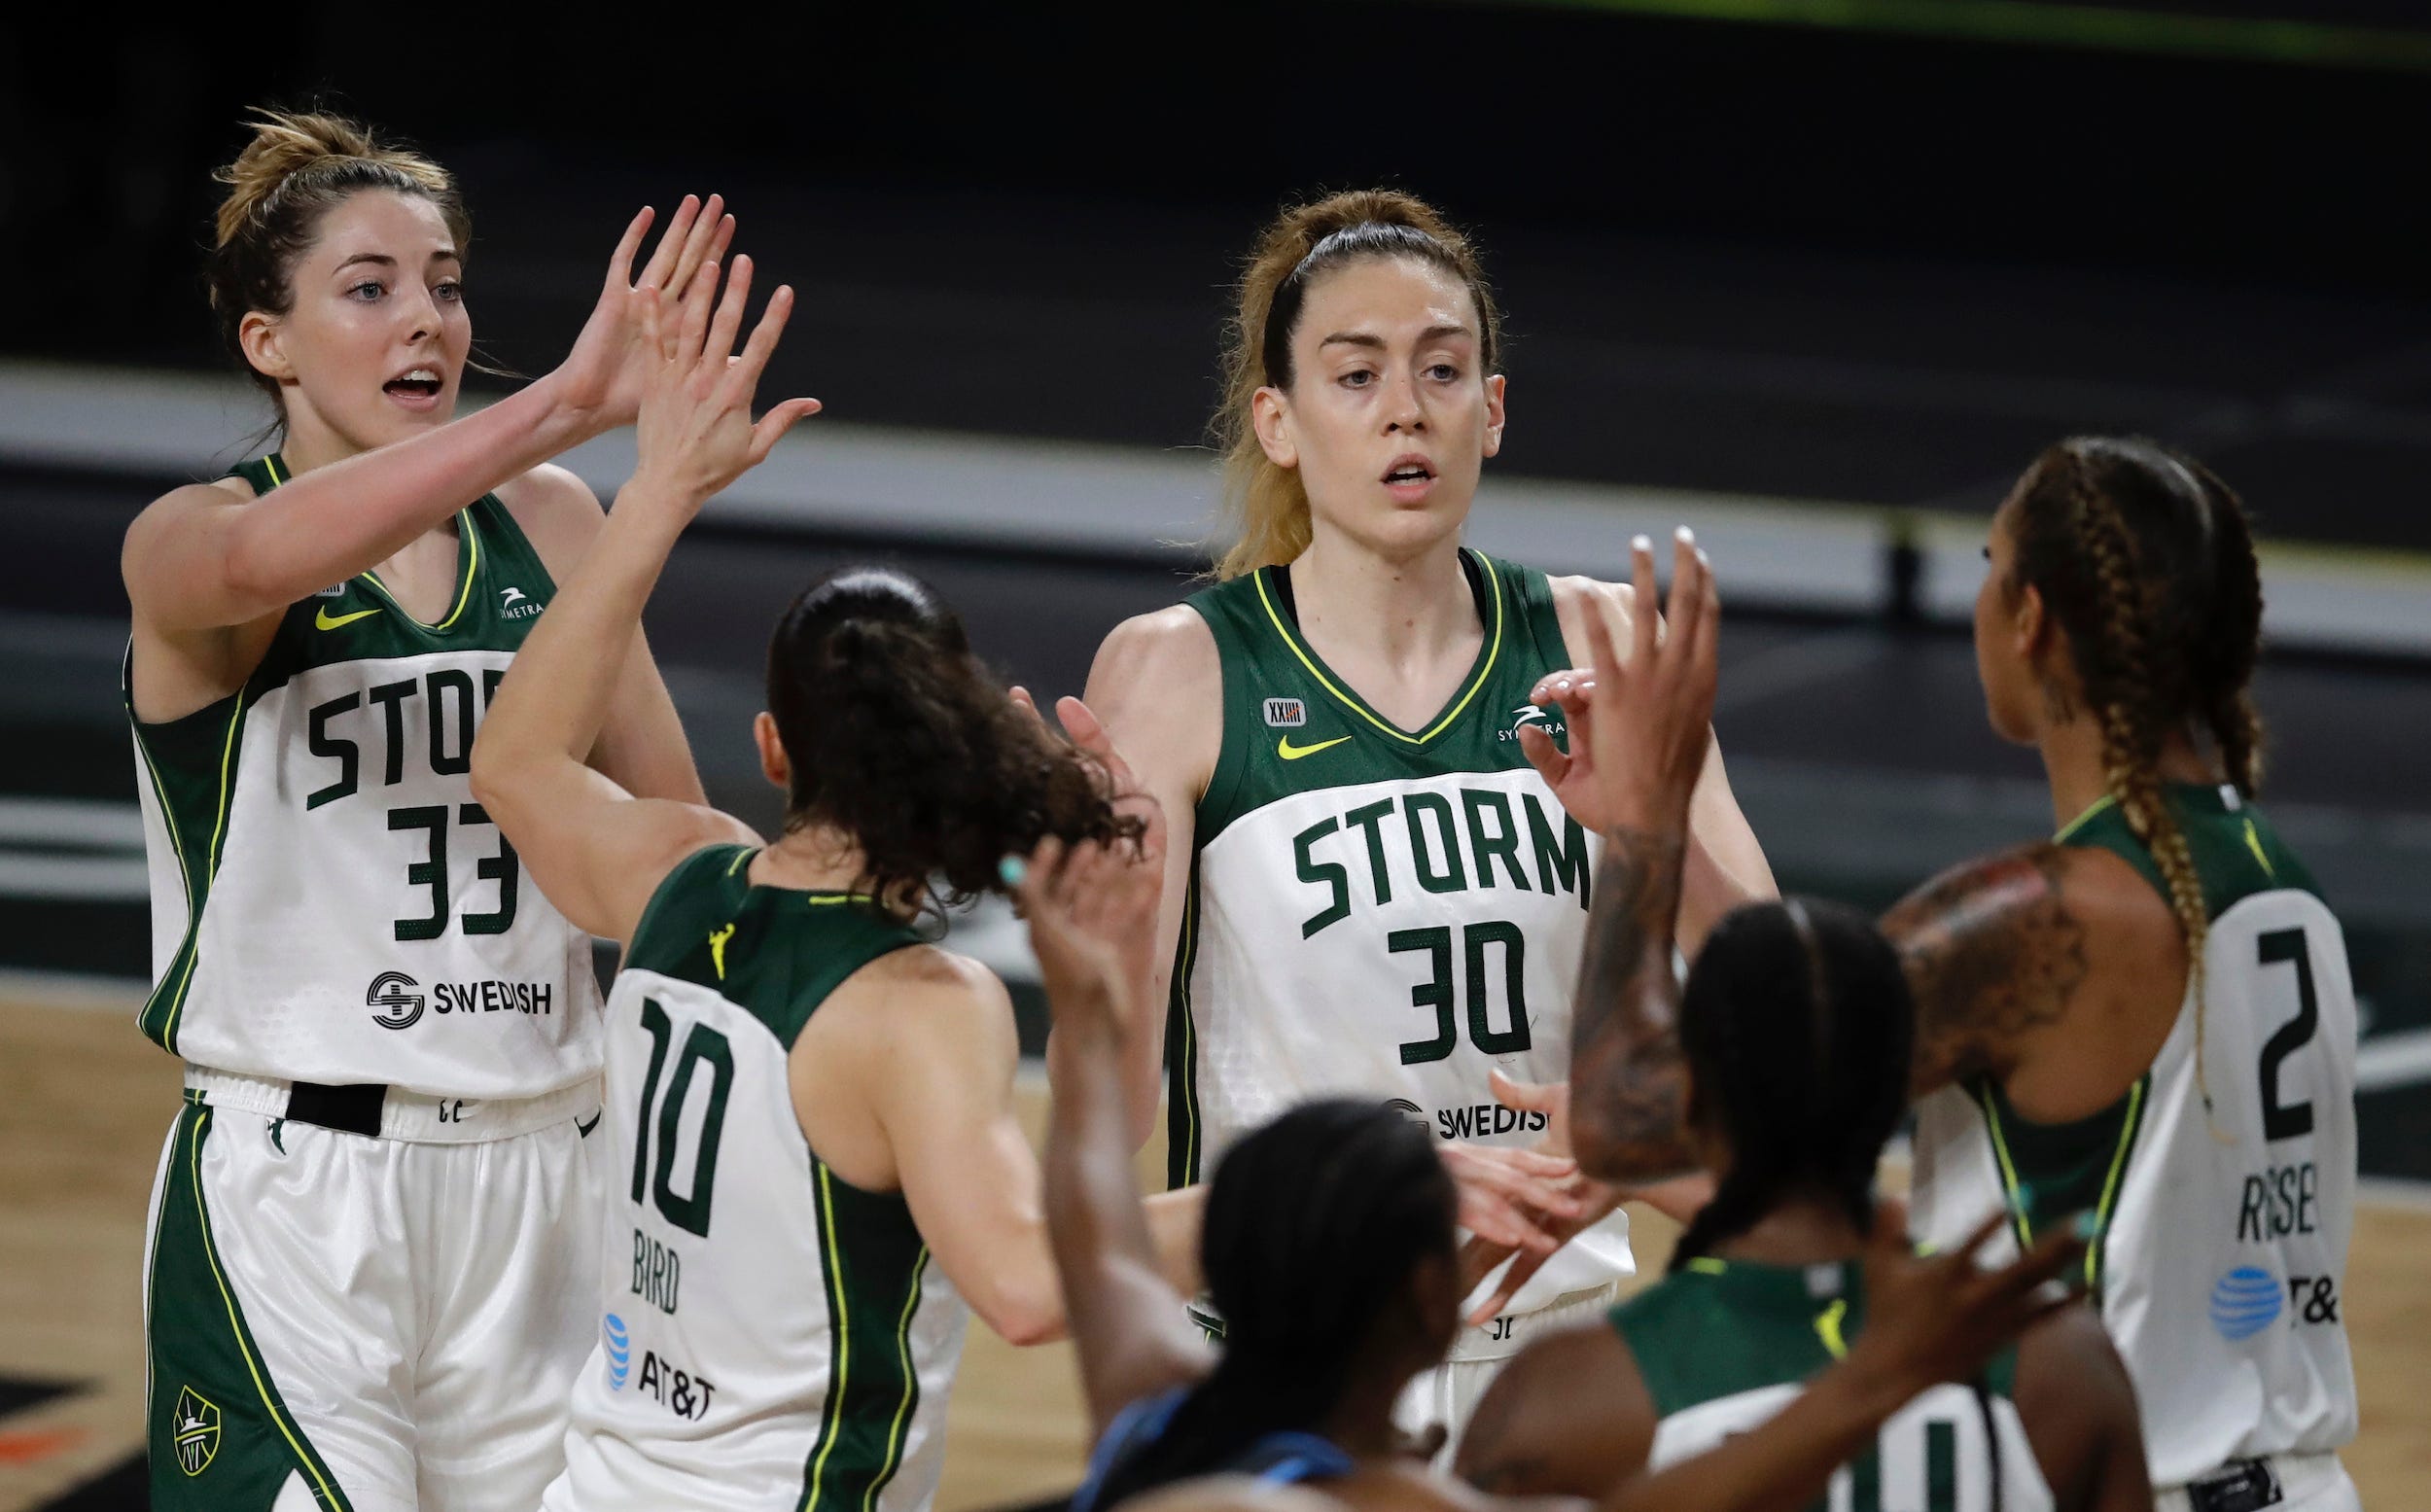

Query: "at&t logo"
<box><xmin>605</xmin><ymin>1314</ymin><xmax>631</xmax><ymax>1389</ymax></box>
<box><xmin>368</xmin><ymin>971</ymin><xmax>424</xmax><ymax>1031</ymax></box>
<box><xmin>2210</xmin><ymin>1266</ymin><xmax>2281</xmax><ymax>1341</ymax></box>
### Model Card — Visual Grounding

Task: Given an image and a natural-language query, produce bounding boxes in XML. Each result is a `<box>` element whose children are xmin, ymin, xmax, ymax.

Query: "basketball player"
<box><xmin>1550</xmin><ymin>442</ymin><xmax>2362</xmax><ymax>1512</ymax></box>
<box><xmin>1079</xmin><ymin>190</ymin><xmax>1775</xmax><ymax>1442</ymax></box>
<box><xmin>468</xmin><ymin>263</ymin><xmax>1221</xmax><ymax>1511</ymax></box>
<box><xmin>1454</xmin><ymin>885</ymin><xmax>2150</xmax><ymax>1506</ymax></box>
<box><xmin>1015</xmin><ymin>825</ymin><xmax>2110</xmax><ymax>1512</ymax></box>
<box><xmin>126</xmin><ymin>111</ymin><xmax>729</xmax><ymax>1509</ymax></box>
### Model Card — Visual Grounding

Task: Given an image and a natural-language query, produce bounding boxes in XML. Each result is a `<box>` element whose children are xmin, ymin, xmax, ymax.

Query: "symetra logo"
<box><xmin>367</xmin><ymin>971</ymin><xmax>424</xmax><ymax>1031</ymax></box>
<box><xmin>605</xmin><ymin>1313</ymin><xmax>631</xmax><ymax>1389</ymax></box>
<box><xmin>501</xmin><ymin>585</ymin><xmax>540</xmax><ymax>618</ymax></box>
<box><xmin>2210</xmin><ymin>1266</ymin><xmax>2282</xmax><ymax>1341</ymax></box>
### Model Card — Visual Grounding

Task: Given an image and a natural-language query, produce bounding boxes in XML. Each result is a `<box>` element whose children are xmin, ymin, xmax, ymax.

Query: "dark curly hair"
<box><xmin>767</xmin><ymin>566</ymin><xmax>1143</xmax><ymax>909</ymax></box>
<box><xmin>1088</xmin><ymin>1098</ymin><xmax>1459</xmax><ymax>1506</ymax></box>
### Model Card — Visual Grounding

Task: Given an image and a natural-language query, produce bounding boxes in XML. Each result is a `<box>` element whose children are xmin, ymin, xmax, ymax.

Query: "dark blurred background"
<box><xmin>0</xmin><ymin>0</ymin><xmax>2425</xmax><ymax>1173</ymax></box>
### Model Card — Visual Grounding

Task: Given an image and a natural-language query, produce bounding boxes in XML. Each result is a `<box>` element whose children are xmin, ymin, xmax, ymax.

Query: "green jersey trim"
<box><xmin>128</xmin><ymin>657</ymin><xmax>259</xmax><ymax>1054</ymax></box>
<box><xmin>1249</xmin><ymin>548</ymin><xmax>1508</xmax><ymax>747</ymax></box>
<box><xmin>799</xmin><ymin>1164</ymin><xmax>932</xmax><ymax>1512</ymax></box>
<box><xmin>1164</xmin><ymin>858</ymin><xmax>1206</xmax><ymax>1189</ymax></box>
<box><xmin>1971</xmin><ymin>1072</ymin><xmax>2150</xmax><ymax>1293</ymax></box>
<box><xmin>261</xmin><ymin>452</ymin><xmax>482</xmax><ymax>633</ymax></box>
<box><xmin>154</xmin><ymin>1104</ymin><xmax>356</xmax><ymax>1509</ymax></box>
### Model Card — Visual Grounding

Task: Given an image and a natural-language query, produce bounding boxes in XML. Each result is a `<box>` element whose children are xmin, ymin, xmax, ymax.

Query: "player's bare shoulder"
<box><xmin>1087</xmin><ymin>604</ymin><xmax>1223</xmax><ymax>793</ymax></box>
<box><xmin>494</xmin><ymin>461</ymin><xmax>607</xmax><ymax>574</ymax></box>
<box><xmin>1546</xmin><ymin>573</ymin><xmax>1638</xmax><ymax>668</ymax></box>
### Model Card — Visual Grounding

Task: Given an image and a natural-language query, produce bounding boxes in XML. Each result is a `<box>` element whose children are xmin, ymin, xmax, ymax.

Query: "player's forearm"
<box><xmin>223</xmin><ymin>378</ymin><xmax>590</xmax><ymax>610</ymax></box>
<box><xmin>473</xmin><ymin>482</ymin><xmax>685</xmax><ymax>803</ymax></box>
<box><xmin>1044</xmin><ymin>999</ymin><xmax>1176</xmax><ymax>1316</ymax></box>
<box><xmin>1569</xmin><ymin>822</ymin><xmax>1699</xmax><ymax>1183</ymax></box>
<box><xmin>1142</xmin><ymin>1186</ymin><xmax>1206</xmax><ymax>1297</ymax></box>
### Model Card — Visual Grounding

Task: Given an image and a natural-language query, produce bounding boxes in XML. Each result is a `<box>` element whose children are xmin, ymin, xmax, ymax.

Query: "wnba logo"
<box><xmin>605</xmin><ymin>1314</ymin><xmax>632</xmax><ymax>1389</ymax></box>
<box><xmin>367</xmin><ymin>972</ymin><xmax>424</xmax><ymax>1031</ymax></box>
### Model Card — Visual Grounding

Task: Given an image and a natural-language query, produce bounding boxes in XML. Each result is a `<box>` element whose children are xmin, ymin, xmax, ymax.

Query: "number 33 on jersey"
<box><xmin>126</xmin><ymin>455</ymin><xmax>598</xmax><ymax>1101</ymax></box>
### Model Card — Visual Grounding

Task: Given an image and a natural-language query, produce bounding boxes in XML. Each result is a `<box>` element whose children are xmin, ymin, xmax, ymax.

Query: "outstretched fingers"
<box><xmin>674</xmin><ymin>259</ymin><xmax>721</xmax><ymax>370</ymax></box>
<box><xmin>705</xmin><ymin>256</ymin><xmax>756</xmax><ymax>371</ymax></box>
<box><xmin>636</xmin><ymin>194</ymin><xmax>703</xmax><ymax>292</ymax></box>
<box><xmin>605</xmin><ymin>205</ymin><xmax>655</xmax><ymax>292</ymax></box>
<box><xmin>663</xmin><ymin>194</ymin><xmax>729</xmax><ymax>297</ymax></box>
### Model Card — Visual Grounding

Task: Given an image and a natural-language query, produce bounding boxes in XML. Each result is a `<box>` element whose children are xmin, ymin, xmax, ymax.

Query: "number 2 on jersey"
<box><xmin>2256</xmin><ymin>929</ymin><xmax>2320</xmax><ymax>1143</ymax></box>
<box><xmin>631</xmin><ymin>1000</ymin><xmax>736</xmax><ymax>1237</ymax></box>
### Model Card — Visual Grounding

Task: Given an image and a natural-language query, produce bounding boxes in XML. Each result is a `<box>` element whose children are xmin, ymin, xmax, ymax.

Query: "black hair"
<box><xmin>1090</xmin><ymin>1099</ymin><xmax>1458</xmax><ymax>1505</ymax></box>
<box><xmin>1669</xmin><ymin>898</ymin><xmax>1916</xmax><ymax>1269</ymax></box>
<box><xmin>765</xmin><ymin>565</ymin><xmax>1141</xmax><ymax>909</ymax></box>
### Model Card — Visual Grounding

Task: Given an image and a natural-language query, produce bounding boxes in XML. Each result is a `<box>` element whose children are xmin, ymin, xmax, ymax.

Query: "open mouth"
<box><xmin>1382</xmin><ymin>456</ymin><xmax>1437</xmax><ymax>486</ymax></box>
<box><xmin>384</xmin><ymin>368</ymin><xmax>443</xmax><ymax>400</ymax></box>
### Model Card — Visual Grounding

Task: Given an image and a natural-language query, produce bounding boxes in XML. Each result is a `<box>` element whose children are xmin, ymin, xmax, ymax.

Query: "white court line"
<box><xmin>0</xmin><ymin>854</ymin><xmax>149</xmax><ymax>899</ymax></box>
<box><xmin>0</xmin><ymin>796</ymin><xmax>145</xmax><ymax>848</ymax></box>
<box><xmin>2355</xmin><ymin>1027</ymin><xmax>2431</xmax><ymax>1095</ymax></box>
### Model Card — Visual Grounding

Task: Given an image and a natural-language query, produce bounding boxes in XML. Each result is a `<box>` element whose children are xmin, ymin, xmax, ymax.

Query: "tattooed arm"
<box><xmin>1536</xmin><ymin>530</ymin><xmax>1720</xmax><ymax>1186</ymax></box>
<box><xmin>1879</xmin><ymin>843</ymin><xmax>2093</xmax><ymax>1098</ymax></box>
<box><xmin>1568</xmin><ymin>824</ymin><xmax>1700</xmax><ymax>1183</ymax></box>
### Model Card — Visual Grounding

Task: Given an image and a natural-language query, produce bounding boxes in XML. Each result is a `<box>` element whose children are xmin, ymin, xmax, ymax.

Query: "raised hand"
<box><xmin>625</xmin><ymin>256</ymin><xmax>821</xmax><ymax>515</ymax></box>
<box><xmin>553</xmin><ymin>194</ymin><xmax>737</xmax><ymax>433</ymax></box>
<box><xmin>1439</xmin><ymin>1142</ymin><xmax>1587</xmax><ymax>1259</ymax></box>
<box><xmin>1524</xmin><ymin>530</ymin><xmax>1718</xmax><ymax>836</ymax></box>
<box><xmin>1849</xmin><ymin>1197</ymin><xmax>2088</xmax><ymax>1396</ymax></box>
<box><xmin>1015</xmin><ymin>826</ymin><xmax>1168</xmax><ymax>1039</ymax></box>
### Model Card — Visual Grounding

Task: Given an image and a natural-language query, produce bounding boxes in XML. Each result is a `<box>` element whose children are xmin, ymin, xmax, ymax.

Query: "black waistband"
<box><xmin>2187</xmin><ymin>1459</ymin><xmax>2282</xmax><ymax>1512</ymax></box>
<box><xmin>285</xmin><ymin>1081</ymin><xmax>386</xmax><ymax>1138</ymax></box>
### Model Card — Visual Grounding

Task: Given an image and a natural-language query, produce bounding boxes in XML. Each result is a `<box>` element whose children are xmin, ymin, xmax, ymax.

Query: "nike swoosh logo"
<box><xmin>576</xmin><ymin>1111</ymin><xmax>603</xmax><ymax>1139</ymax></box>
<box><xmin>315</xmin><ymin>607</ymin><xmax>380</xmax><ymax>631</ymax></box>
<box><xmin>1277</xmin><ymin>734</ymin><xmax>1353</xmax><ymax>760</ymax></box>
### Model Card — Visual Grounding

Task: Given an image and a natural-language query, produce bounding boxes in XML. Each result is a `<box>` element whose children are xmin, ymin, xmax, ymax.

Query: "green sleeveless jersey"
<box><xmin>553</xmin><ymin>845</ymin><xmax>969</xmax><ymax>1512</ymax></box>
<box><xmin>126</xmin><ymin>453</ymin><xmax>602</xmax><ymax>1098</ymax></box>
<box><xmin>1170</xmin><ymin>549</ymin><xmax>1634</xmax><ymax>1320</ymax></box>
<box><xmin>1613</xmin><ymin>1258</ymin><xmax>2050</xmax><ymax>1511</ymax></box>
<box><xmin>1911</xmin><ymin>785</ymin><xmax>2358</xmax><ymax>1486</ymax></box>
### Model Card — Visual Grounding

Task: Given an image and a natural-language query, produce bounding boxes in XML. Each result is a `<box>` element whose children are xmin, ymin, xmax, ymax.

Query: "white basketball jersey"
<box><xmin>127</xmin><ymin>456</ymin><xmax>599</xmax><ymax>1100</ymax></box>
<box><xmin>1171</xmin><ymin>553</ymin><xmax>1628</xmax><ymax>1313</ymax></box>
<box><xmin>1912</xmin><ymin>787</ymin><xmax>2358</xmax><ymax>1489</ymax></box>
<box><xmin>548</xmin><ymin>846</ymin><xmax>969</xmax><ymax>1512</ymax></box>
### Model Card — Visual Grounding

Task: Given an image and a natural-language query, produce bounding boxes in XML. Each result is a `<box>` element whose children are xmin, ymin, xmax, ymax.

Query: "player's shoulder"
<box><xmin>493</xmin><ymin>462</ymin><xmax>606</xmax><ymax>570</ymax></box>
<box><xmin>1544</xmin><ymin>573</ymin><xmax>1638</xmax><ymax>665</ymax></box>
<box><xmin>1093</xmin><ymin>604</ymin><xmax>1220</xmax><ymax>688</ymax></box>
<box><xmin>843</xmin><ymin>943</ymin><xmax>1012</xmax><ymax>1024</ymax></box>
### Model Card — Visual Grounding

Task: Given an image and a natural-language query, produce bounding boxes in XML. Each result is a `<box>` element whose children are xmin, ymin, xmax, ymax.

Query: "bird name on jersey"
<box><xmin>633</xmin><ymin>1227</ymin><xmax>683</xmax><ymax>1315</ymax></box>
<box><xmin>1288</xmin><ymin>788</ymin><xmax>1589</xmax><ymax>939</ymax></box>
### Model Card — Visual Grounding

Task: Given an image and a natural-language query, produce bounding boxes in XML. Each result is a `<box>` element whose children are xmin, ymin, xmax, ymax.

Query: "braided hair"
<box><xmin>1088</xmin><ymin>1099</ymin><xmax>1458</xmax><ymax>1505</ymax></box>
<box><xmin>2002</xmin><ymin>437</ymin><xmax>2268</xmax><ymax>1115</ymax></box>
<box><xmin>1669</xmin><ymin>898</ymin><xmax>1916</xmax><ymax>1270</ymax></box>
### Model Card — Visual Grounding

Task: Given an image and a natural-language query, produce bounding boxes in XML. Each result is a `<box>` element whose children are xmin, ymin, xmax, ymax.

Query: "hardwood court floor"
<box><xmin>2</xmin><ymin>992</ymin><xmax>2424</xmax><ymax>1509</ymax></box>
